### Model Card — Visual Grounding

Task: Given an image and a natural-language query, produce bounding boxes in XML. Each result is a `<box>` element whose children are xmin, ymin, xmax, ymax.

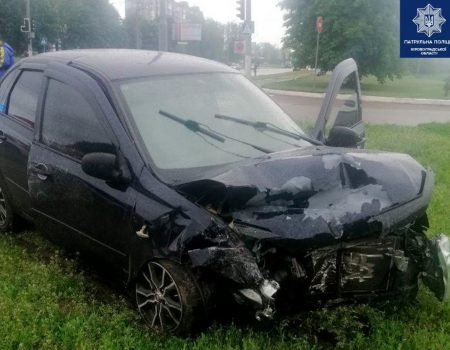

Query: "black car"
<box><xmin>0</xmin><ymin>50</ymin><xmax>448</xmax><ymax>335</ymax></box>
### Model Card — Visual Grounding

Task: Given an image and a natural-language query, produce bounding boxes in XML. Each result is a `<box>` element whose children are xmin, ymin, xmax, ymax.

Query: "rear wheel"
<box><xmin>135</xmin><ymin>260</ymin><xmax>208</xmax><ymax>335</ymax></box>
<box><xmin>0</xmin><ymin>179</ymin><xmax>18</xmax><ymax>233</ymax></box>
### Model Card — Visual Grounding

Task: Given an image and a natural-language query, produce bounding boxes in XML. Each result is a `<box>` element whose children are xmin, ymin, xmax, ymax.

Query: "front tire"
<box><xmin>135</xmin><ymin>260</ymin><xmax>208</xmax><ymax>335</ymax></box>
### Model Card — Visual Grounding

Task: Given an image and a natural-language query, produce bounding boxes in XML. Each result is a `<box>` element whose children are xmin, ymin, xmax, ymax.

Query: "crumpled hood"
<box><xmin>176</xmin><ymin>147</ymin><xmax>433</xmax><ymax>251</ymax></box>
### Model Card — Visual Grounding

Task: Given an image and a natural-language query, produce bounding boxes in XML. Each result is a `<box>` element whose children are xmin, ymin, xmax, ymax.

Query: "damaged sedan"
<box><xmin>0</xmin><ymin>50</ymin><xmax>448</xmax><ymax>335</ymax></box>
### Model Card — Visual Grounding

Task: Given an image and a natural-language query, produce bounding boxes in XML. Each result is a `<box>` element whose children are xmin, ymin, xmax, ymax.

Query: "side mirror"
<box><xmin>326</xmin><ymin>126</ymin><xmax>363</xmax><ymax>148</ymax></box>
<box><xmin>81</xmin><ymin>152</ymin><xmax>131</xmax><ymax>183</ymax></box>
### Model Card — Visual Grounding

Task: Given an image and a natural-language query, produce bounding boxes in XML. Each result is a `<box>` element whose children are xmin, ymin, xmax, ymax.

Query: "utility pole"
<box><xmin>25</xmin><ymin>0</ymin><xmax>33</xmax><ymax>56</ymax></box>
<box><xmin>244</xmin><ymin>0</ymin><xmax>252</xmax><ymax>77</ymax></box>
<box><xmin>158</xmin><ymin>0</ymin><xmax>169</xmax><ymax>51</ymax></box>
<box><xmin>134</xmin><ymin>0</ymin><xmax>143</xmax><ymax>49</ymax></box>
<box><xmin>236</xmin><ymin>0</ymin><xmax>253</xmax><ymax>77</ymax></box>
<box><xmin>313</xmin><ymin>31</ymin><xmax>320</xmax><ymax>88</ymax></box>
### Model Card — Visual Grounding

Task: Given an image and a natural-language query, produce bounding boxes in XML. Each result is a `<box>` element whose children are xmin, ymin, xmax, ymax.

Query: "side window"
<box><xmin>8</xmin><ymin>70</ymin><xmax>43</xmax><ymax>128</ymax></box>
<box><xmin>41</xmin><ymin>79</ymin><xmax>114</xmax><ymax>160</ymax></box>
<box><xmin>0</xmin><ymin>70</ymin><xmax>19</xmax><ymax>112</ymax></box>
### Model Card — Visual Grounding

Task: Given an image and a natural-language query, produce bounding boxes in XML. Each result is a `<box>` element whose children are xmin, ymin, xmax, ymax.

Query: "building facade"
<box><xmin>125</xmin><ymin>0</ymin><xmax>202</xmax><ymax>23</ymax></box>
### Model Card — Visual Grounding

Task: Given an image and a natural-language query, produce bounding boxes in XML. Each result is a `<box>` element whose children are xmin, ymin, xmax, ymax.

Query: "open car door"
<box><xmin>311</xmin><ymin>58</ymin><xmax>365</xmax><ymax>148</ymax></box>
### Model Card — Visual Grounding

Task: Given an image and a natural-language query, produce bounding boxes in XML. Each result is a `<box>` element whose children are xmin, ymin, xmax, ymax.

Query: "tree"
<box><xmin>280</xmin><ymin>0</ymin><xmax>402</xmax><ymax>83</ymax></box>
<box><xmin>60</xmin><ymin>0</ymin><xmax>126</xmax><ymax>49</ymax></box>
<box><xmin>0</xmin><ymin>0</ymin><xmax>126</xmax><ymax>54</ymax></box>
<box><xmin>32</xmin><ymin>0</ymin><xmax>63</xmax><ymax>51</ymax></box>
<box><xmin>0</xmin><ymin>0</ymin><xmax>225</xmax><ymax>63</ymax></box>
<box><xmin>185</xmin><ymin>19</ymin><xmax>225</xmax><ymax>62</ymax></box>
<box><xmin>124</xmin><ymin>15</ymin><xmax>158</xmax><ymax>50</ymax></box>
<box><xmin>0</xmin><ymin>0</ymin><xmax>27</xmax><ymax>54</ymax></box>
<box><xmin>255</xmin><ymin>43</ymin><xmax>282</xmax><ymax>65</ymax></box>
<box><xmin>169</xmin><ymin>9</ymin><xmax>225</xmax><ymax>62</ymax></box>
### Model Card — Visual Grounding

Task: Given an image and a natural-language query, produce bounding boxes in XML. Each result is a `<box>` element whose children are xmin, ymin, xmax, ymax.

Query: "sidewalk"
<box><xmin>264</xmin><ymin>88</ymin><xmax>450</xmax><ymax>106</ymax></box>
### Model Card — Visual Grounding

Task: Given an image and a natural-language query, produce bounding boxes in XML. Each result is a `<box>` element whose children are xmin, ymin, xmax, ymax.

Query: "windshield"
<box><xmin>119</xmin><ymin>73</ymin><xmax>311</xmax><ymax>171</ymax></box>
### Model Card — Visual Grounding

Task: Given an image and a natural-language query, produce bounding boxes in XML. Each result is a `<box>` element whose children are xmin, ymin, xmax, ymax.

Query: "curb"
<box><xmin>264</xmin><ymin>88</ymin><xmax>450</xmax><ymax>106</ymax></box>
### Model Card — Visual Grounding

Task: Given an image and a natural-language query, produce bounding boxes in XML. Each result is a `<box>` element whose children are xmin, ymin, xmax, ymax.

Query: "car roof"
<box><xmin>22</xmin><ymin>49</ymin><xmax>237</xmax><ymax>81</ymax></box>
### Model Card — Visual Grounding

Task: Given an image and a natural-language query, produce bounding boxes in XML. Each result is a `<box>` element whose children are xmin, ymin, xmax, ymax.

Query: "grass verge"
<box><xmin>261</xmin><ymin>73</ymin><xmax>450</xmax><ymax>100</ymax></box>
<box><xmin>0</xmin><ymin>123</ymin><xmax>449</xmax><ymax>349</ymax></box>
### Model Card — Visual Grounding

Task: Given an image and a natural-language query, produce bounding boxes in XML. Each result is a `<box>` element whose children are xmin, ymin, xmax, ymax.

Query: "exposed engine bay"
<box><xmin>185</xmin><ymin>220</ymin><xmax>448</xmax><ymax>320</ymax></box>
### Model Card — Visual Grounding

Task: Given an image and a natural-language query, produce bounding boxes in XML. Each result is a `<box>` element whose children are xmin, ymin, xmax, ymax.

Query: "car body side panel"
<box><xmin>28</xmin><ymin>63</ymin><xmax>139</xmax><ymax>277</ymax></box>
<box><xmin>130</xmin><ymin>167</ymin><xmax>215</xmax><ymax>279</ymax></box>
<box><xmin>0</xmin><ymin>68</ymin><xmax>36</xmax><ymax>218</ymax></box>
<box><xmin>29</xmin><ymin>144</ymin><xmax>134</xmax><ymax>274</ymax></box>
<box><xmin>0</xmin><ymin>115</ymin><xmax>34</xmax><ymax>217</ymax></box>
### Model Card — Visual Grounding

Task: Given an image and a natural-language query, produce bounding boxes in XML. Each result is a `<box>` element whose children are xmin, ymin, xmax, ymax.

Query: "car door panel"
<box><xmin>0</xmin><ymin>68</ymin><xmax>44</xmax><ymax>218</ymax></box>
<box><xmin>28</xmin><ymin>65</ymin><xmax>136</xmax><ymax>275</ymax></box>
<box><xmin>0</xmin><ymin>116</ymin><xmax>33</xmax><ymax>215</ymax></box>
<box><xmin>312</xmin><ymin>58</ymin><xmax>365</xmax><ymax>146</ymax></box>
<box><xmin>29</xmin><ymin>144</ymin><xmax>133</xmax><ymax>269</ymax></box>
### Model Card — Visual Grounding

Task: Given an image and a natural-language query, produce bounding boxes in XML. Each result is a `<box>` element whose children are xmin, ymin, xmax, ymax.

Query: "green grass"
<box><xmin>262</xmin><ymin>72</ymin><xmax>450</xmax><ymax>100</ymax></box>
<box><xmin>1</xmin><ymin>123</ymin><xmax>450</xmax><ymax>349</ymax></box>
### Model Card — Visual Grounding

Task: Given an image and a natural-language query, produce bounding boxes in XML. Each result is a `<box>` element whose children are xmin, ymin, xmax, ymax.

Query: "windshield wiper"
<box><xmin>214</xmin><ymin>114</ymin><xmax>323</xmax><ymax>146</ymax></box>
<box><xmin>160</xmin><ymin>110</ymin><xmax>226</xmax><ymax>143</ymax></box>
<box><xmin>159</xmin><ymin>110</ymin><xmax>273</xmax><ymax>154</ymax></box>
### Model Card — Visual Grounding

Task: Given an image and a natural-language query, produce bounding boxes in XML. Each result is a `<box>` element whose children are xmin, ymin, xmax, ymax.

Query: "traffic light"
<box><xmin>20</xmin><ymin>18</ymin><xmax>30</xmax><ymax>33</ymax></box>
<box><xmin>31</xmin><ymin>19</ymin><xmax>36</xmax><ymax>33</ymax></box>
<box><xmin>236</xmin><ymin>0</ymin><xmax>245</xmax><ymax>20</ymax></box>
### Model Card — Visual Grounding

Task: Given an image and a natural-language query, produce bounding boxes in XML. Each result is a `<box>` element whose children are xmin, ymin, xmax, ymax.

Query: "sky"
<box><xmin>110</xmin><ymin>0</ymin><xmax>286</xmax><ymax>46</ymax></box>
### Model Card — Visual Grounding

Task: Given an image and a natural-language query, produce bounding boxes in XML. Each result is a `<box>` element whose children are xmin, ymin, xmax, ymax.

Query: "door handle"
<box><xmin>32</xmin><ymin>163</ymin><xmax>51</xmax><ymax>181</ymax></box>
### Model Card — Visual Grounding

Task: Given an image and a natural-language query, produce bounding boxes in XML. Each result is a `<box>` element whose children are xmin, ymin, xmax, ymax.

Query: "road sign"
<box><xmin>41</xmin><ymin>37</ymin><xmax>48</xmax><ymax>46</ymax></box>
<box><xmin>314</xmin><ymin>16</ymin><xmax>324</xmax><ymax>88</ymax></box>
<box><xmin>180</xmin><ymin>24</ymin><xmax>202</xmax><ymax>41</ymax></box>
<box><xmin>172</xmin><ymin>23</ymin><xmax>202</xmax><ymax>42</ymax></box>
<box><xmin>241</xmin><ymin>21</ymin><xmax>255</xmax><ymax>35</ymax></box>
<box><xmin>316</xmin><ymin>16</ymin><xmax>324</xmax><ymax>33</ymax></box>
<box><xmin>234</xmin><ymin>40</ymin><xmax>246</xmax><ymax>54</ymax></box>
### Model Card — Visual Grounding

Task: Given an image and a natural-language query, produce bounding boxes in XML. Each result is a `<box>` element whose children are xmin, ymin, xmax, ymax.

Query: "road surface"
<box><xmin>270</xmin><ymin>93</ymin><xmax>450</xmax><ymax>126</ymax></box>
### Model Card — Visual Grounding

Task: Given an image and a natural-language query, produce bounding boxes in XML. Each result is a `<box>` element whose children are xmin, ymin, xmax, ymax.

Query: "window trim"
<box><xmin>33</xmin><ymin>140</ymin><xmax>83</xmax><ymax>164</ymax></box>
<box><xmin>6</xmin><ymin>69</ymin><xmax>45</xmax><ymax>130</ymax></box>
<box><xmin>38</xmin><ymin>76</ymin><xmax>115</xmax><ymax>161</ymax></box>
<box><xmin>0</xmin><ymin>68</ymin><xmax>19</xmax><ymax>106</ymax></box>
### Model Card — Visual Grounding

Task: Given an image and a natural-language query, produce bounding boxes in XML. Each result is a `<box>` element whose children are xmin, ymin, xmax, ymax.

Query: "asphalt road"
<box><xmin>270</xmin><ymin>93</ymin><xmax>450</xmax><ymax>126</ymax></box>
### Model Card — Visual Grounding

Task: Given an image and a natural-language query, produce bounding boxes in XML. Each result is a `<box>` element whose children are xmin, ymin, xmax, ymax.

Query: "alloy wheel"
<box><xmin>136</xmin><ymin>261</ymin><xmax>183</xmax><ymax>332</ymax></box>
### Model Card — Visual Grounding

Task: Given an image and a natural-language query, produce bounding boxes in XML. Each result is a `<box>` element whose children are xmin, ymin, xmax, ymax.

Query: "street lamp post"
<box><xmin>236</xmin><ymin>0</ymin><xmax>253</xmax><ymax>77</ymax></box>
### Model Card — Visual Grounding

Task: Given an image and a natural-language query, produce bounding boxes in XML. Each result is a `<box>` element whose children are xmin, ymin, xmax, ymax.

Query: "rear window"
<box><xmin>0</xmin><ymin>70</ymin><xmax>19</xmax><ymax>112</ymax></box>
<box><xmin>8</xmin><ymin>70</ymin><xmax>43</xmax><ymax>128</ymax></box>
